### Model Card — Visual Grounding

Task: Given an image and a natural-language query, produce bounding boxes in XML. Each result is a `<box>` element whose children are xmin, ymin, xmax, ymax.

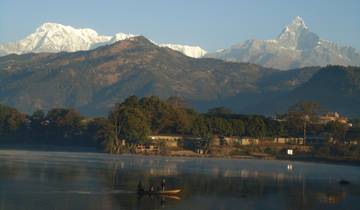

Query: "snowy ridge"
<box><xmin>0</xmin><ymin>23</ymin><xmax>113</xmax><ymax>54</ymax></box>
<box><xmin>0</xmin><ymin>23</ymin><xmax>207</xmax><ymax>58</ymax></box>
<box><xmin>206</xmin><ymin>16</ymin><xmax>360</xmax><ymax>69</ymax></box>
<box><xmin>159</xmin><ymin>43</ymin><xmax>207</xmax><ymax>58</ymax></box>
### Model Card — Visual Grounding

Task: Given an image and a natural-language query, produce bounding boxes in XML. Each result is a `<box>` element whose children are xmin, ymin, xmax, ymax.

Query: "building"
<box><xmin>345</xmin><ymin>140</ymin><xmax>359</xmax><ymax>145</ymax></box>
<box><xmin>148</xmin><ymin>135</ymin><xmax>184</xmax><ymax>148</ymax></box>
<box><xmin>238</xmin><ymin>137</ymin><xmax>259</xmax><ymax>145</ymax></box>
<box><xmin>149</xmin><ymin>135</ymin><xmax>184</xmax><ymax>141</ymax></box>
<box><xmin>133</xmin><ymin>144</ymin><xmax>160</xmax><ymax>154</ymax></box>
<box><xmin>221</xmin><ymin>136</ymin><xmax>241</xmax><ymax>146</ymax></box>
<box><xmin>306</xmin><ymin>135</ymin><xmax>328</xmax><ymax>145</ymax></box>
<box><xmin>274</xmin><ymin>137</ymin><xmax>305</xmax><ymax>145</ymax></box>
<box><xmin>319</xmin><ymin>112</ymin><xmax>348</xmax><ymax>124</ymax></box>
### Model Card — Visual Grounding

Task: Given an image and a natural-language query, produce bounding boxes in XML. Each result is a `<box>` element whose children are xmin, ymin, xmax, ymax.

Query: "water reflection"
<box><xmin>0</xmin><ymin>150</ymin><xmax>359</xmax><ymax>210</ymax></box>
<box><xmin>287</xmin><ymin>164</ymin><xmax>293</xmax><ymax>171</ymax></box>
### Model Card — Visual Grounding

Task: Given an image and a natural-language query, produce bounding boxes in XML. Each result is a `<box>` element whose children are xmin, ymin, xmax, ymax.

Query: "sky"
<box><xmin>0</xmin><ymin>0</ymin><xmax>359</xmax><ymax>52</ymax></box>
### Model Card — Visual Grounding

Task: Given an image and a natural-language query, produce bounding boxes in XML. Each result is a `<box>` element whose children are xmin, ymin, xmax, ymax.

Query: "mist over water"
<box><xmin>0</xmin><ymin>150</ymin><xmax>359</xmax><ymax>210</ymax></box>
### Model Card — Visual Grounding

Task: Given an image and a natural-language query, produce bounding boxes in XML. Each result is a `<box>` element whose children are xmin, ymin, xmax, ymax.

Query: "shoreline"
<box><xmin>0</xmin><ymin>144</ymin><xmax>359</xmax><ymax>166</ymax></box>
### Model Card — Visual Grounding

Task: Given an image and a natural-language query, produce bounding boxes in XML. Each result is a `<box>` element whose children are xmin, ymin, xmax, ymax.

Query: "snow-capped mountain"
<box><xmin>0</xmin><ymin>22</ymin><xmax>206</xmax><ymax>58</ymax></box>
<box><xmin>205</xmin><ymin>16</ymin><xmax>360</xmax><ymax>70</ymax></box>
<box><xmin>159</xmin><ymin>44</ymin><xmax>207</xmax><ymax>58</ymax></box>
<box><xmin>0</xmin><ymin>23</ymin><xmax>110</xmax><ymax>54</ymax></box>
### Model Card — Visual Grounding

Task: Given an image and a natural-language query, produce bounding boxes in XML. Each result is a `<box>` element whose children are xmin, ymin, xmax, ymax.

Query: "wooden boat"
<box><xmin>138</xmin><ymin>189</ymin><xmax>181</xmax><ymax>195</ymax></box>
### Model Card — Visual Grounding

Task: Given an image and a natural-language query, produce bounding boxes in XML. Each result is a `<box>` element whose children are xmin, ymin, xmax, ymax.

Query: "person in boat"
<box><xmin>137</xmin><ymin>181</ymin><xmax>144</xmax><ymax>193</ymax></box>
<box><xmin>149</xmin><ymin>185</ymin><xmax>155</xmax><ymax>193</ymax></box>
<box><xmin>160</xmin><ymin>179</ymin><xmax>166</xmax><ymax>191</ymax></box>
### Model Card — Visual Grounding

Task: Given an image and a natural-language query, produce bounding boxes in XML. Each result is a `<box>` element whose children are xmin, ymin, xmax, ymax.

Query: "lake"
<box><xmin>0</xmin><ymin>149</ymin><xmax>359</xmax><ymax>210</ymax></box>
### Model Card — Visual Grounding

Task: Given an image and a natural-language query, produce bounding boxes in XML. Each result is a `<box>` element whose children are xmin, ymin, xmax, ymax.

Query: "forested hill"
<box><xmin>1</xmin><ymin>37</ymin><xmax>360</xmax><ymax>116</ymax></box>
<box><xmin>0</xmin><ymin>36</ymin><xmax>319</xmax><ymax>116</ymax></box>
<box><xmin>242</xmin><ymin>66</ymin><xmax>360</xmax><ymax>117</ymax></box>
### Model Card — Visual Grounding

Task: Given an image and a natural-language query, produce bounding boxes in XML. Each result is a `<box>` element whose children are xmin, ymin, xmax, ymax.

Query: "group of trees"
<box><xmin>0</xmin><ymin>105</ymin><xmax>109</xmax><ymax>149</ymax></box>
<box><xmin>1</xmin><ymin>97</ymin><xmax>360</xmax><ymax>154</ymax></box>
<box><xmin>108</xmin><ymin>96</ymin><xmax>287</xmax><ymax>142</ymax></box>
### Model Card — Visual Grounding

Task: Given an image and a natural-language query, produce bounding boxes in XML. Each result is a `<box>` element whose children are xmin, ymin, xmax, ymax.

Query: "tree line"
<box><xmin>1</xmin><ymin>97</ymin><xmax>360</xmax><ymax>153</ymax></box>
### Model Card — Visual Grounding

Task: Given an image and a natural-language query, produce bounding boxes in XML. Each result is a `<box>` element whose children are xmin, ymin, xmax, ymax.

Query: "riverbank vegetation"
<box><xmin>1</xmin><ymin>96</ymin><xmax>360</xmax><ymax>160</ymax></box>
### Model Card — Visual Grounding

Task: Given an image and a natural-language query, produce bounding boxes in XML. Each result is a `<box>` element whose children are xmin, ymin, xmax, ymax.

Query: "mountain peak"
<box><xmin>159</xmin><ymin>43</ymin><xmax>207</xmax><ymax>58</ymax></box>
<box><xmin>290</xmin><ymin>16</ymin><xmax>308</xmax><ymax>29</ymax></box>
<box><xmin>0</xmin><ymin>23</ymin><xmax>206</xmax><ymax>58</ymax></box>
<box><xmin>35</xmin><ymin>22</ymin><xmax>100</xmax><ymax>38</ymax></box>
<box><xmin>37</xmin><ymin>22</ymin><xmax>65</xmax><ymax>30</ymax></box>
<box><xmin>276</xmin><ymin>16</ymin><xmax>319</xmax><ymax>50</ymax></box>
<box><xmin>278</xmin><ymin>16</ymin><xmax>309</xmax><ymax>39</ymax></box>
<box><xmin>206</xmin><ymin>16</ymin><xmax>360</xmax><ymax>69</ymax></box>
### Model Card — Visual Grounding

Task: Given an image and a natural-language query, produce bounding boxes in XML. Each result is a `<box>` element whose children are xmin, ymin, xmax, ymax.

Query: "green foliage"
<box><xmin>0</xmin><ymin>95</ymin><xmax>360</xmax><ymax>161</ymax></box>
<box><xmin>113</xmin><ymin>107</ymin><xmax>150</xmax><ymax>143</ymax></box>
<box><xmin>325</xmin><ymin>121</ymin><xmax>349</xmax><ymax>142</ymax></box>
<box><xmin>266</xmin><ymin>120</ymin><xmax>286</xmax><ymax>137</ymax></box>
<box><xmin>207</xmin><ymin>107</ymin><xmax>233</xmax><ymax>116</ymax></box>
<box><xmin>86</xmin><ymin>118</ymin><xmax>117</xmax><ymax>152</ymax></box>
<box><xmin>191</xmin><ymin>116</ymin><xmax>211</xmax><ymax>138</ymax></box>
<box><xmin>288</xmin><ymin>101</ymin><xmax>324</xmax><ymax>118</ymax></box>
<box><xmin>230</xmin><ymin>119</ymin><xmax>245</xmax><ymax>136</ymax></box>
<box><xmin>110</xmin><ymin>96</ymin><xmax>200</xmax><ymax>143</ymax></box>
<box><xmin>0</xmin><ymin>104</ymin><xmax>25</xmax><ymax>138</ymax></box>
<box><xmin>246</xmin><ymin>116</ymin><xmax>267</xmax><ymax>138</ymax></box>
<box><xmin>285</xmin><ymin>101</ymin><xmax>324</xmax><ymax>136</ymax></box>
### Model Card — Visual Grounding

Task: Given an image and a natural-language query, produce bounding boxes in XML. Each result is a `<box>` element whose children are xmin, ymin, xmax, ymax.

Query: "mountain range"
<box><xmin>0</xmin><ymin>22</ymin><xmax>207</xmax><ymax>58</ymax></box>
<box><xmin>1</xmin><ymin>17</ymin><xmax>359</xmax><ymax>70</ymax></box>
<box><xmin>0</xmin><ymin>18</ymin><xmax>360</xmax><ymax>117</ymax></box>
<box><xmin>206</xmin><ymin>16</ymin><xmax>360</xmax><ymax>70</ymax></box>
<box><xmin>1</xmin><ymin>35</ymin><xmax>359</xmax><ymax>117</ymax></box>
<box><xmin>0</xmin><ymin>36</ymin><xmax>322</xmax><ymax>115</ymax></box>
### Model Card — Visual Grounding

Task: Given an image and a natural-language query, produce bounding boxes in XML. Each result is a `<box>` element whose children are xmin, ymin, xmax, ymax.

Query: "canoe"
<box><xmin>138</xmin><ymin>189</ymin><xmax>181</xmax><ymax>195</ymax></box>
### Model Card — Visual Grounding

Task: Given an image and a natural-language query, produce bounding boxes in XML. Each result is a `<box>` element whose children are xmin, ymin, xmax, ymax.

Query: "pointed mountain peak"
<box><xmin>280</xmin><ymin>16</ymin><xmax>309</xmax><ymax>36</ymax></box>
<box><xmin>291</xmin><ymin>16</ymin><xmax>307</xmax><ymax>29</ymax></box>
<box><xmin>276</xmin><ymin>16</ymin><xmax>318</xmax><ymax>50</ymax></box>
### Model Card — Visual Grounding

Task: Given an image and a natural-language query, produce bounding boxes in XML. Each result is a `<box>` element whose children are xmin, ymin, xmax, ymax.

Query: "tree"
<box><xmin>207</xmin><ymin>107</ymin><xmax>233</xmax><ymax>116</ymax></box>
<box><xmin>0</xmin><ymin>104</ymin><xmax>25</xmax><ymax>137</ymax></box>
<box><xmin>31</xmin><ymin>110</ymin><xmax>45</xmax><ymax>121</ymax></box>
<box><xmin>166</xmin><ymin>96</ymin><xmax>188</xmax><ymax>108</ymax></box>
<box><xmin>230</xmin><ymin>119</ymin><xmax>245</xmax><ymax>136</ymax></box>
<box><xmin>209</xmin><ymin>117</ymin><xmax>233</xmax><ymax>136</ymax></box>
<box><xmin>286</xmin><ymin>101</ymin><xmax>324</xmax><ymax>137</ymax></box>
<box><xmin>266</xmin><ymin>120</ymin><xmax>286</xmax><ymax>137</ymax></box>
<box><xmin>246</xmin><ymin>116</ymin><xmax>267</xmax><ymax>138</ymax></box>
<box><xmin>191</xmin><ymin>116</ymin><xmax>211</xmax><ymax>138</ymax></box>
<box><xmin>87</xmin><ymin>118</ymin><xmax>117</xmax><ymax>152</ymax></box>
<box><xmin>110</xmin><ymin>106</ymin><xmax>150</xmax><ymax>143</ymax></box>
<box><xmin>325</xmin><ymin>121</ymin><xmax>349</xmax><ymax>143</ymax></box>
<box><xmin>45</xmin><ymin>108</ymin><xmax>84</xmax><ymax>144</ymax></box>
<box><xmin>288</xmin><ymin>101</ymin><xmax>324</xmax><ymax>122</ymax></box>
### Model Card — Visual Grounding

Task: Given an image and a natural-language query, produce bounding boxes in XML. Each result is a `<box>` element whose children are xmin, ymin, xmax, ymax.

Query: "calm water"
<box><xmin>0</xmin><ymin>150</ymin><xmax>359</xmax><ymax>210</ymax></box>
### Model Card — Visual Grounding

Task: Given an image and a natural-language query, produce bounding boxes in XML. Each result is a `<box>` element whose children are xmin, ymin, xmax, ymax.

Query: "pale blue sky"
<box><xmin>1</xmin><ymin>0</ymin><xmax>359</xmax><ymax>51</ymax></box>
